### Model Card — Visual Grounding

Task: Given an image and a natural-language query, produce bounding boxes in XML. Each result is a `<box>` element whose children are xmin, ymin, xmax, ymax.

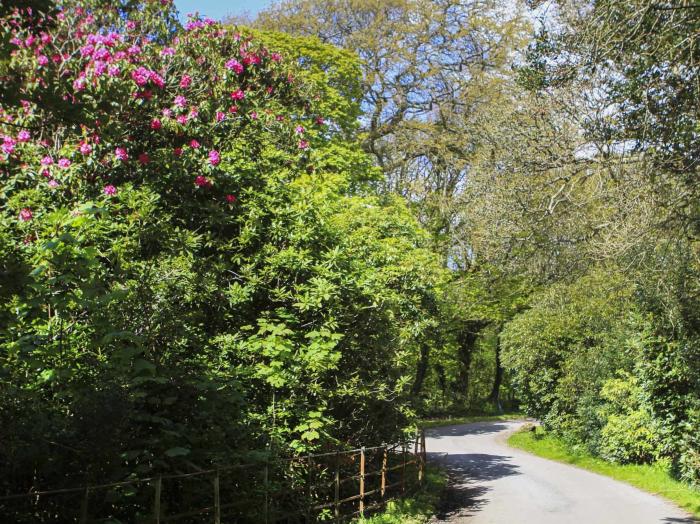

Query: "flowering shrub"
<box><xmin>0</xmin><ymin>1</ymin><xmax>445</xmax><ymax>519</ymax></box>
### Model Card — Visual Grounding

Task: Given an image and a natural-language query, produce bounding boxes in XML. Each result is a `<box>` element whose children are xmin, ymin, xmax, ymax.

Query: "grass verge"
<box><xmin>354</xmin><ymin>466</ymin><xmax>447</xmax><ymax>523</ymax></box>
<box><xmin>508</xmin><ymin>426</ymin><xmax>700</xmax><ymax>519</ymax></box>
<box><xmin>420</xmin><ymin>411</ymin><xmax>523</xmax><ymax>429</ymax></box>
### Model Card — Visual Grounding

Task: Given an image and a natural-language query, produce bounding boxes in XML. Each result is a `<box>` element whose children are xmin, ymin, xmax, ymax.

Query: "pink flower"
<box><xmin>48</xmin><ymin>179</ymin><xmax>59</xmax><ymax>188</ymax></box>
<box><xmin>79</xmin><ymin>142</ymin><xmax>92</xmax><ymax>155</ymax></box>
<box><xmin>103</xmin><ymin>184</ymin><xmax>117</xmax><ymax>195</ymax></box>
<box><xmin>250</xmin><ymin>111</ymin><xmax>258</xmax><ymax>120</ymax></box>
<box><xmin>115</xmin><ymin>147</ymin><xmax>128</xmax><ymax>161</ymax></box>
<box><xmin>128</xmin><ymin>45</ymin><xmax>141</xmax><ymax>56</ymax></box>
<box><xmin>179</xmin><ymin>74</ymin><xmax>192</xmax><ymax>88</ymax></box>
<box><xmin>108</xmin><ymin>65</ymin><xmax>120</xmax><ymax>77</ymax></box>
<box><xmin>194</xmin><ymin>175</ymin><xmax>210</xmax><ymax>187</ymax></box>
<box><xmin>161</xmin><ymin>47</ymin><xmax>175</xmax><ymax>57</ymax></box>
<box><xmin>174</xmin><ymin>95</ymin><xmax>187</xmax><ymax>107</ymax></box>
<box><xmin>162</xmin><ymin>108</ymin><xmax>173</xmax><ymax>118</ymax></box>
<box><xmin>225</xmin><ymin>59</ymin><xmax>244</xmax><ymax>74</ymax></box>
<box><xmin>19</xmin><ymin>208</ymin><xmax>32</xmax><ymax>222</ymax></box>
<box><xmin>131</xmin><ymin>66</ymin><xmax>151</xmax><ymax>86</ymax></box>
<box><xmin>151</xmin><ymin>119</ymin><xmax>162</xmax><ymax>130</ymax></box>
<box><xmin>138</xmin><ymin>153</ymin><xmax>149</xmax><ymax>165</ymax></box>
<box><xmin>149</xmin><ymin>71</ymin><xmax>165</xmax><ymax>89</ymax></box>
<box><xmin>41</xmin><ymin>155</ymin><xmax>54</xmax><ymax>166</ymax></box>
<box><xmin>242</xmin><ymin>54</ymin><xmax>261</xmax><ymax>66</ymax></box>
<box><xmin>17</xmin><ymin>130</ymin><xmax>30</xmax><ymax>142</ymax></box>
<box><xmin>315</xmin><ymin>116</ymin><xmax>325</xmax><ymax>125</ymax></box>
<box><xmin>58</xmin><ymin>158</ymin><xmax>71</xmax><ymax>168</ymax></box>
<box><xmin>228</xmin><ymin>105</ymin><xmax>238</xmax><ymax>114</ymax></box>
<box><xmin>1</xmin><ymin>140</ymin><xmax>14</xmax><ymax>155</ymax></box>
<box><xmin>37</xmin><ymin>55</ymin><xmax>49</xmax><ymax>66</ymax></box>
<box><xmin>177</xmin><ymin>115</ymin><xmax>187</xmax><ymax>125</ymax></box>
<box><xmin>40</xmin><ymin>168</ymin><xmax>51</xmax><ymax>178</ymax></box>
<box><xmin>173</xmin><ymin>147</ymin><xmax>183</xmax><ymax>157</ymax></box>
<box><xmin>230</xmin><ymin>89</ymin><xmax>245</xmax><ymax>101</ymax></box>
<box><xmin>298</xmin><ymin>140</ymin><xmax>309</xmax><ymax>150</ymax></box>
<box><xmin>271</xmin><ymin>52</ymin><xmax>282</xmax><ymax>62</ymax></box>
<box><xmin>93</xmin><ymin>48</ymin><xmax>111</xmax><ymax>61</ymax></box>
<box><xmin>295</xmin><ymin>125</ymin><xmax>305</xmax><ymax>135</ymax></box>
<box><xmin>80</xmin><ymin>44</ymin><xmax>94</xmax><ymax>57</ymax></box>
<box><xmin>189</xmin><ymin>139</ymin><xmax>200</xmax><ymax>149</ymax></box>
<box><xmin>93</xmin><ymin>61</ymin><xmax>107</xmax><ymax>77</ymax></box>
<box><xmin>226</xmin><ymin>194</ymin><xmax>236</xmax><ymax>203</ymax></box>
<box><xmin>208</xmin><ymin>150</ymin><xmax>221</xmax><ymax>166</ymax></box>
<box><xmin>216</xmin><ymin>111</ymin><xmax>225</xmax><ymax>122</ymax></box>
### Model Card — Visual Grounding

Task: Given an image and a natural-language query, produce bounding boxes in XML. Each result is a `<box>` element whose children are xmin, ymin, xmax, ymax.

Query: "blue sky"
<box><xmin>174</xmin><ymin>0</ymin><xmax>274</xmax><ymax>21</ymax></box>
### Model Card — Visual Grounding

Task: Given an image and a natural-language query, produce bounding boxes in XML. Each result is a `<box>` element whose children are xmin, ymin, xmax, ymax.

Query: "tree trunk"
<box><xmin>453</xmin><ymin>321</ymin><xmax>486</xmax><ymax>401</ymax></box>
<box><xmin>487</xmin><ymin>328</ymin><xmax>504</xmax><ymax>412</ymax></box>
<box><xmin>411</xmin><ymin>342</ymin><xmax>430</xmax><ymax>397</ymax></box>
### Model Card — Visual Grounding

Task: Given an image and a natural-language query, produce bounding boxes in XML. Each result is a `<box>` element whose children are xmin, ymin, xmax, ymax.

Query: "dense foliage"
<box><xmin>0</xmin><ymin>1</ymin><xmax>447</xmax><ymax>516</ymax></box>
<box><xmin>496</xmin><ymin>0</ymin><xmax>700</xmax><ymax>485</ymax></box>
<box><xmin>1</xmin><ymin>0</ymin><xmax>698</xmax><ymax>520</ymax></box>
<box><xmin>255</xmin><ymin>0</ymin><xmax>700</xmax><ymax>488</ymax></box>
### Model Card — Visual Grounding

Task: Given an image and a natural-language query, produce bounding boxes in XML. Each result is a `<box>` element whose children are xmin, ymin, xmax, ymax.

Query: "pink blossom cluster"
<box><xmin>131</xmin><ymin>66</ymin><xmax>165</xmax><ymax>88</ymax></box>
<box><xmin>2</xmin><ymin>4</ymin><xmax>329</xmax><ymax>225</ymax></box>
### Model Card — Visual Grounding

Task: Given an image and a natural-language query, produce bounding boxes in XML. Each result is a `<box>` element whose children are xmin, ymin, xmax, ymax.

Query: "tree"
<box><xmin>254</xmin><ymin>0</ymin><xmax>530</xmax><ymax>260</ymax></box>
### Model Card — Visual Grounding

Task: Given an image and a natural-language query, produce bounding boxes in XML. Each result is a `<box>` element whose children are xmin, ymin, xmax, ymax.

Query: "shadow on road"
<box><xmin>428</xmin><ymin>451</ymin><xmax>520</xmax><ymax>521</ymax></box>
<box><xmin>662</xmin><ymin>518</ymin><xmax>699</xmax><ymax>523</ymax></box>
<box><xmin>434</xmin><ymin>452</ymin><xmax>521</xmax><ymax>481</ymax></box>
<box><xmin>426</xmin><ymin>422</ymin><xmax>513</xmax><ymax>439</ymax></box>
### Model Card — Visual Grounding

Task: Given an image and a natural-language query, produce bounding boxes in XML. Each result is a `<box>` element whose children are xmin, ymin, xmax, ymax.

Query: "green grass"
<box><xmin>508</xmin><ymin>426</ymin><xmax>700</xmax><ymax>519</ymax></box>
<box><xmin>354</xmin><ymin>466</ymin><xmax>447</xmax><ymax>523</ymax></box>
<box><xmin>420</xmin><ymin>411</ymin><xmax>524</xmax><ymax>429</ymax></box>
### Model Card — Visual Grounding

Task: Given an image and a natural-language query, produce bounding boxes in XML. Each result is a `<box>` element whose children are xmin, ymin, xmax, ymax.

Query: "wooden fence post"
<box><xmin>401</xmin><ymin>444</ymin><xmax>406</xmax><ymax>494</ymax></box>
<box><xmin>213</xmin><ymin>469</ymin><xmax>221</xmax><ymax>524</ymax></box>
<box><xmin>419</xmin><ymin>430</ymin><xmax>426</xmax><ymax>486</ymax></box>
<box><xmin>153</xmin><ymin>476</ymin><xmax>162</xmax><ymax>524</ymax></box>
<box><xmin>334</xmin><ymin>451</ymin><xmax>340</xmax><ymax>524</ymax></box>
<box><xmin>380</xmin><ymin>445</ymin><xmax>387</xmax><ymax>500</ymax></box>
<box><xmin>359</xmin><ymin>447</ymin><xmax>365</xmax><ymax>518</ymax></box>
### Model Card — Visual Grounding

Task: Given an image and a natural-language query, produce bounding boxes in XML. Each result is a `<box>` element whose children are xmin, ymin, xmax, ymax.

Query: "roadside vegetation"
<box><xmin>356</xmin><ymin>467</ymin><xmax>447</xmax><ymax>524</ymax></box>
<box><xmin>509</xmin><ymin>427</ymin><xmax>700</xmax><ymax>518</ymax></box>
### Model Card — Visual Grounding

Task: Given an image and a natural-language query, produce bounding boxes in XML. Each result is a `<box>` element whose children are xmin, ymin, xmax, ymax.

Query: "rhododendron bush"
<box><xmin>0</xmin><ymin>0</ymin><xmax>445</xmax><ymax>519</ymax></box>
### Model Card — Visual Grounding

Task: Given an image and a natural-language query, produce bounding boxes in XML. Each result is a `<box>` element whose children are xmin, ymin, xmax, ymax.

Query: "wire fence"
<box><xmin>0</xmin><ymin>430</ymin><xmax>427</xmax><ymax>523</ymax></box>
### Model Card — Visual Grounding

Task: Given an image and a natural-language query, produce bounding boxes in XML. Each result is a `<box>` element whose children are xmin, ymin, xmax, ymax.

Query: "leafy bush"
<box><xmin>599</xmin><ymin>374</ymin><xmax>661</xmax><ymax>464</ymax></box>
<box><xmin>502</xmin><ymin>267</ymin><xmax>700</xmax><ymax>485</ymax></box>
<box><xmin>0</xmin><ymin>1</ymin><xmax>446</xmax><ymax>516</ymax></box>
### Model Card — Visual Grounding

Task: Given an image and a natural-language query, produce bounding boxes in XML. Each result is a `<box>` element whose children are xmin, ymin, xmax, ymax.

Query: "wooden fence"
<box><xmin>0</xmin><ymin>430</ymin><xmax>427</xmax><ymax>523</ymax></box>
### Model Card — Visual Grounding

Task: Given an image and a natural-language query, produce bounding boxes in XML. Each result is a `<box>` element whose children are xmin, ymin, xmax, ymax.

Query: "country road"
<box><xmin>425</xmin><ymin>420</ymin><xmax>697</xmax><ymax>524</ymax></box>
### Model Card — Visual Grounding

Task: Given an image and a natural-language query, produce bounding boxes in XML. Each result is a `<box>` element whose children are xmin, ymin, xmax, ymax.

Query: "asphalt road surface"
<box><xmin>426</xmin><ymin>420</ymin><xmax>696</xmax><ymax>524</ymax></box>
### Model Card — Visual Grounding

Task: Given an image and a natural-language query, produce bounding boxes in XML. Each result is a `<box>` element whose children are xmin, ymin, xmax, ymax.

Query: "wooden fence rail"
<box><xmin>0</xmin><ymin>430</ymin><xmax>427</xmax><ymax>523</ymax></box>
